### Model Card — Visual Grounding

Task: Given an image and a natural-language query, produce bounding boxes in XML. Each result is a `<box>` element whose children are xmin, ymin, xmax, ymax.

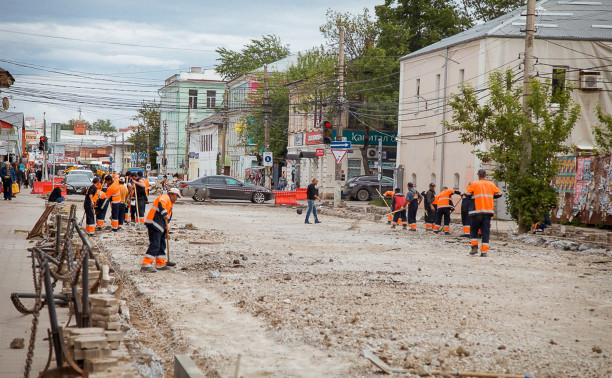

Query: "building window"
<box><xmin>454</xmin><ymin>173</ymin><xmax>460</xmax><ymax>188</ymax></box>
<box><xmin>207</xmin><ymin>90</ymin><xmax>216</xmax><ymax>108</ymax></box>
<box><xmin>459</xmin><ymin>69</ymin><xmax>465</xmax><ymax>85</ymax></box>
<box><xmin>430</xmin><ymin>173</ymin><xmax>436</xmax><ymax>186</ymax></box>
<box><xmin>412</xmin><ymin>173</ymin><xmax>417</xmax><ymax>186</ymax></box>
<box><xmin>347</xmin><ymin>159</ymin><xmax>361</xmax><ymax>179</ymax></box>
<box><xmin>551</xmin><ymin>67</ymin><xmax>567</xmax><ymax>104</ymax></box>
<box><xmin>416</xmin><ymin>79</ymin><xmax>421</xmax><ymax>113</ymax></box>
<box><xmin>189</xmin><ymin>90</ymin><xmax>198</xmax><ymax>109</ymax></box>
<box><xmin>435</xmin><ymin>74</ymin><xmax>441</xmax><ymax>113</ymax></box>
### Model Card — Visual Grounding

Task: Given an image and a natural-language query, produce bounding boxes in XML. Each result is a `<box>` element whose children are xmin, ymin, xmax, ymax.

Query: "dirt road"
<box><xmin>97</xmin><ymin>200</ymin><xmax>611</xmax><ymax>377</ymax></box>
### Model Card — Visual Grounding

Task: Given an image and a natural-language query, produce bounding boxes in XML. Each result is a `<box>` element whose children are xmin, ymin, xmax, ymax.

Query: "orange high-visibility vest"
<box><xmin>432</xmin><ymin>194</ymin><xmax>439</xmax><ymax>206</ymax></box>
<box><xmin>437</xmin><ymin>189</ymin><xmax>455</xmax><ymax>209</ymax></box>
<box><xmin>105</xmin><ymin>180</ymin><xmax>122</xmax><ymax>204</ymax></box>
<box><xmin>93</xmin><ymin>183</ymin><xmax>101</xmax><ymax>202</ymax></box>
<box><xmin>144</xmin><ymin>178</ymin><xmax>150</xmax><ymax>196</ymax></box>
<box><xmin>384</xmin><ymin>190</ymin><xmax>395</xmax><ymax>198</ymax></box>
<box><xmin>145</xmin><ymin>193</ymin><xmax>173</xmax><ymax>232</ymax></box>
<box><xmin>465</xmin><ymin>180</ymin><xmax>502</xmax><ymax>215</ymax></box>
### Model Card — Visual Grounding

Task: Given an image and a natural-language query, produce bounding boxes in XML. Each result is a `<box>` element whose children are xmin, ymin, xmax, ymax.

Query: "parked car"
<box><xmin>66</xmin><ymin>169</ymin><xmax>94</xmax><ymax>182</ymax></box>
<box><xmin>180</xmin><ymin>175</ymin><xmax>273</xmax><ymax>203</ymax></box>
<box><xmin>63</xmin><ymin>174</ymin><xmax>92</xmax><ymax>195</ymax></box>
<box><xmin>343</xmin><ymin>175</ymin><xmax>394</xmax><ymax>201</ymax></box>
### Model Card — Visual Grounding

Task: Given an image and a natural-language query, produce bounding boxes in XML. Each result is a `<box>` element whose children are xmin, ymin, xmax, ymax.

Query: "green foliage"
<box><xmin>60</xmin><ymin>119</ymin><xmax>88</xmax><ymax>130</ymax></box>
<box><xmin>445</xmin><ymin>69</ymin><xmax>580</xmax><ymax>231</ymax></box>
<box><xmin>593</xmin><ymin>104</ymin><xmax>612</xmax><ymax>154</ymax></box>
<box><xmin>90</xmin><ymin>119</ymin><xmax>116</xmax><ymax>132</ymax></box>
<box><xmin>461</xmin><ymin>0</ymin><xmax>526</xmax><ymax>22</ymax></box>
<box><xmin>368</xmin><ymin>197</ymin><xmax>388</xmax><ymax>207</ymax></box>
<box><xmin>215</xmin><ymin>35</ymin><xmax>290</xmax><ymax>81</ymax></box>
<box><xmin>129</xmin><ymin>101</ymin><xmax>161</xmax><ymax>169</ymax></box>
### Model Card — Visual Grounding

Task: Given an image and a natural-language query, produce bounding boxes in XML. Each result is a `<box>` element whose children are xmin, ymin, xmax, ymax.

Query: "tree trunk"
<box><xmin>361</xmin><ymin>126</ymin><xmax>371</xmax><ymax>175</ymax></box>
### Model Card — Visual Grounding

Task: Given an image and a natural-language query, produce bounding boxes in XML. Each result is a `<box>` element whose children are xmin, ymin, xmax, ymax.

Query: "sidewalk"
<box><xmin>0</xmin><ymin>190</ymin><xmax>69</xmax><ymax>376</ymax></box>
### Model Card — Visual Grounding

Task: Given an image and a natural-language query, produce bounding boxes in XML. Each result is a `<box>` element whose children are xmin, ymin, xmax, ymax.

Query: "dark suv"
<box><xmin>343</xmin><ymin>175</ymin><xmax>394</xmax><ymax>201</ymax></box>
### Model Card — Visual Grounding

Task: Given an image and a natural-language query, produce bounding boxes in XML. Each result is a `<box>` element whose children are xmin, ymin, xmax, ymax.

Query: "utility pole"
<box><xmin>43</xmin><ymin>112</ymin><xmax>47</xmax><ymax>181</ymax></box>
<box><xmin>333</xmin><ymin>27</ymin><xmax>346</xmax><ymax>208</ymax></box>
<box><xmin>185</xmin><ymin>106</ymin><xmax>190</xmax><ymax>180</ymax></box>
<box><xmin>264</xmin><ymin>65</ymin><xmax>271</xmax><ymax>189</ymax></box>
<box><xmin>121</xmin><ymin>132</ymin><xmax>125</xmax><ymax>172</ymax></box>
<box><xmin>145</xmin><ymin>119</ymin><xmax>150</xmax><ymax>176</ymax></box>
<box><xmin>163</xmin><ymin>120</ymin><xmax>167</xmax><ymax>174</ymax></box>
<box><xmin>440</xmin><ymin>47</ymin><xmax>449</xmax><ymax>189</ymax></box>
<box><xmin>113</xmin><ymin>135</ymin><xmax>117</xmax><ymax>173</ymax></box>
<box><xmin>221</xmin><ymin>86</ymin><xmax>228</xmax><ymax>176</ymax></box>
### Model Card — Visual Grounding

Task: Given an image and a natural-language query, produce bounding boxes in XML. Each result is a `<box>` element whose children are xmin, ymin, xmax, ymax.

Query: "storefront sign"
<box><xmin>294</xmin><ymin>133</ymin><xmax>303</xmax><ymax>146</ymax></box>
<box><xmin>332</xmin><ymin>130</ymin><xmax>397</xmax><ymax>146</ymax></box>
<box><xmin>305</xmin><ymin>131</ymin><xmax>323</xmax><ymax>145</ymax></box>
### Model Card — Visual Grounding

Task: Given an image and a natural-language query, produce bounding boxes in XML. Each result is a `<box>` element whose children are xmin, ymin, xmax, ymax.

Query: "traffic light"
<box><xmin>320</xmin><ymin>120</ymin><xmax>333</xmax><ymax>144</ymax></box>
<box><xmin>38</xmin><ymin>136</ymin><xmax>47</xmax><ymax>151</ymax></box>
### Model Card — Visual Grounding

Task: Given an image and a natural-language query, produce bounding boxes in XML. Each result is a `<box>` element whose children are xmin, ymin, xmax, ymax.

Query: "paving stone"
<box><xmin>94</xmin><ymin>320</ymin><xmax>121</xmax><ymax>330</ymax></box>
<box><xmin>84</xmin><ymin>357</ymin><xmax>118</xmax><ymax>372</ymax></box>
<box><xmin>89</xmin><ymin>294</ymin><xmax>118</xmax><ymax>307</ymax></box>
<box><xmin>73</xmin><ymin>347</ymin><xmax>111</xmax><ymax>361</ymax></box>
<box><xmin>104</xmin><ymin>330</ymin><xmax>124</xmax><ymax>342</ymax></box>
<box><xmin>91</xmin><ymin>305</ymin><xmax>119</xmax><ymax>315</ymax></box>
<box><xmin>108</xmin><ymin>340</ymin><xmax>120</xmax><ymax>350</ymax></box>
<box><xmin>73</xmin><ymin>335</ymin><xmax>108</xmax><ymax>350</ymax></box>
<box><xmin>91</xmin><ymin>313</ymin><xmax>120</xmax><ymax>322</ymax></box>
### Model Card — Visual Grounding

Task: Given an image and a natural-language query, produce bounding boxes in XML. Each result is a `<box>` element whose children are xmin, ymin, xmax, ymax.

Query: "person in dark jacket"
<box><xmin>304</xmin><ymin>178</ymin><xmax>321</xmax><ymax>224</ymax></box>
<box><xmin>423</xmin><ymin>183</ymin><xmax>436</xmax><ymax>231</ymax></box>
<box><xmin>1</xmin><ymin>162</ymin><xmax>16</xmax><ymax>200</ymax></box>
<box><xmin>48</xmin><ymin>187</ymin><xmax>65</xmax><ymax>203</ymax></box>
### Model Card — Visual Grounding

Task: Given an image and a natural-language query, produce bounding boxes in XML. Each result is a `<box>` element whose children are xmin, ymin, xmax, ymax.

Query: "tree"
<box><xmin>129</xmin><ymin>101</ymin><xmax>160</xmax><ymax>170</ymax></box>
<box><xmin>445</xmin><ymin>69</ymin><xmax>580</xmax><ymax>232</ymax></box>
<box><xmin>90</xmin><ymin>119</ymin><xmax>116</xmax><ymax>132</ymax></box>
<box><xmin>60</xmin><ymin>119</ymin><xmax>89</xmax><ymax>131</ymax></box>
<box><xmin>593</xmin><ymin>104</ymin><xmax>612</xmax><ymax>154</ymax></box>
<box><xmin>215</xmin><ymin>35</ymin><xmax>290</xmax><ymax>81</ymax></box>
<box><xmin>462</xmin><ymin>0</ymin><xmax>526</xmax><ymax>22</ymax></box>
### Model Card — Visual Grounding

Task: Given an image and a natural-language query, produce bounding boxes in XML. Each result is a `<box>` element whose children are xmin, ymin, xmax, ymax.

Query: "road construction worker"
<box><xmin>390</xmin><ymin>188</ymin><xmax>407</xmax><ymax>229</ymax></box>
<box><xmin>95</xmin><ymin>179</ymin><xmax>109</xmax><ymax>229</ymax></box>
<box><xmin>406</xmin><ymin>182</ymin><xmax>421</xmax><ymax>231</ymax></box>
<box><xmin>104</xmin><ymin>174</ymin><xmax>122</xmax><ymax>232</ymax></box>
<box><xmin>423</xmin><ymin>183</ymin><xmax>436</xmax><ymax>231</ymax></box>
<box><xmin>141</xmin><ymin>188</ymin><xmax>182</xmax><ymax>272</ymax></box>
<box><xmin>383</xmin><ymin>190</ymin><xmax>395</xmax><ymax>224</ymax></box>
<box><xmin>131</xmin><ymin>171</ymin><xmax>147</xmax><ymax>224</ymax></box>
<box><xmin>118</xmin><ymin>177</ymin><xmax>129</xmax><ymax>230</ymax></box>
<box><xmin>434</xmin><ymin>187</ymin><xmax>462</xmax><ymax>234</ymax></box>
<box><xmin>84</xmin><ymin>177</ymin><xmax>100</xmax><ymax>237</ymax></box>
<box><xmin>464</xmin><ymin>169</ymin><xmax>503</xmax><ymax>257</ymax></box>
<box><xmin>138</xmin><ymin>171</ymin><xmax>150</xmax><ymax>197</ymax></box>
<box><xmin>460</xmin><ymin>187</ymin><xmax>474</xmax><ymax>237</ymax></box>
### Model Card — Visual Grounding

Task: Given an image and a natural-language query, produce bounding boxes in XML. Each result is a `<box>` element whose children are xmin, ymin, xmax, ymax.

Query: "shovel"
<box><xmin>164</xmin><ymin>217</ymin><xmax>176</xmax><ymax>267</ymax></box>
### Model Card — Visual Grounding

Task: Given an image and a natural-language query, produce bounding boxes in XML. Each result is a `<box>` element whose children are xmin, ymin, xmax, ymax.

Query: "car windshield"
<box><xmin>67</xmin><ymin>175</ymin><xmax>90</xmax><ymax>183</ymax></box>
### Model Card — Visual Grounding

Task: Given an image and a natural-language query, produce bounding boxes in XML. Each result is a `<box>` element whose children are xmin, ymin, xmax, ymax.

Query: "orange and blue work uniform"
<box><xmin>434</xmin><ymin>189</ymin><xmax>461</xmax><ymax>233</ymax></box>
<box><xmin>384</xmin><ymin>190</ymin><xmax>395</xmax><ymax>224</ymax></box>
<box><xmin>423</xmin><ymin>189</ymin><xmax>436</xmax><ymax>231</ymax></box>
<box><xmin>406</xmin><ymin>189</ymin><xmax>421</xmax><ymax>230</ymax></box>
<box><xmin>84</xmin><ymin>184</ymin><xmax>97</xmax><ymax>235</ymax></box>
<box><xmin>142</xmin><ymin>193</ymin><xmax>174</xmax><ymax>268</ymax></box>
<box><xmin>460</xmin><ymin>193</ymin><xmax>473</xmax><ymax>237</ymax></box>
<box><xmin>95</xmin><ymin>182</ymin><xmax>108</xmax><ymax>228</ymax></box>
<box><xmin>390</xmin><ymin>193</ymin><xmax>407</xmax><ymax>228</ymax></box>
<box><xmin>105</xmin><ymin>180</ymin><xmax>122</xmax><ymax>231</ymax></box>
<box><xmin>118</xmin><ymin>183</ymin><xmax>129</xmax><ymax>229</ymax></box>
<box><xmin>465</xmin><ymin>180</ymin><xmax>503</xmax><ymax>253</ymax></box>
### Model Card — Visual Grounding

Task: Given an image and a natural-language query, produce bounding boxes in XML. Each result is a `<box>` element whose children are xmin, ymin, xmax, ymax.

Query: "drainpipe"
<box><xmin>440</xmin><ymin>47</ymin><xmax>449</xmax><ymax>188</ymax></box>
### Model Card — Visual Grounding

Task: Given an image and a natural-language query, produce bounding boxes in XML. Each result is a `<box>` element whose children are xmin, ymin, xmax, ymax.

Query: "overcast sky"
<box><xmin>1</xmin><ymin>0</ymin><xmax>376</xmax><ymax>128</ymax></box>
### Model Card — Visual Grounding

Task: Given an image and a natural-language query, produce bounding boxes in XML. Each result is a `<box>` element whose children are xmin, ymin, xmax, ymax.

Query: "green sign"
<box><xmin>332</xmin><ymin>130</ymin><xmax>397</xmax><ymax>146</ymax></box>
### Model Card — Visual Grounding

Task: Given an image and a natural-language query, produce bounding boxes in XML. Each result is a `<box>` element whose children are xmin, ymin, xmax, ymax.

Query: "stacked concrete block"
<box><xmin>89</xmin><ymin>294</ymin><xmax>121</xmax><ymax>331</ymax></box>
<box><xmin>64</xmin><ymin>327</ymin><xmax>112</xmax><ymax>361</ymax></box>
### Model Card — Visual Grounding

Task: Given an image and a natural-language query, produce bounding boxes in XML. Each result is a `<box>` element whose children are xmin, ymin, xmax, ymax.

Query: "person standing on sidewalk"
<box><xmin>464</xmin><ymin>169</ymin><xmax>503</xmax><ymax>257</ymax></box>
<box><xmin>141</xmin><ymin>188</ymin><xmax>181</xmax><ymax>272</ymax></box>
<box><xmin>1</xmin><ymin>162</ymin><xmax>16</xmax><ymax>201</ymax></box>
<box><xmin>405</xmin><ymin>182</ymin><xmax>421</xmax><ymax>231</ymax></box>
<box><xmin>423</xmin><ymin>183</ymin><xmax>436</xmax><ymax>231</ymax></box>
<box><xmin>304</xmin><ymin>178</ymin><xmax>321</xmax><ymax>224</ymax></box>
<box><xmin>84</xmin><ymin>178</ymin><xmax>99</xmax><ymax>237</ymax></box>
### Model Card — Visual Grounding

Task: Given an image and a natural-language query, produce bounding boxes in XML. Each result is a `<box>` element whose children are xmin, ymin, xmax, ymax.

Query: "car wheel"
<box><xmin>356</xmin><ymin>189</ymin><xmax>370</xmax><ymax>201</ymax></box>
<box><xmin>252</xmin><ymin>192</ymin><xmax>266</xmax><ymax>204</ymax></box>
<box><xmin>193</xmin><ymin>194</ymin><xmax>206</xmax><ymax>202</ymax></box>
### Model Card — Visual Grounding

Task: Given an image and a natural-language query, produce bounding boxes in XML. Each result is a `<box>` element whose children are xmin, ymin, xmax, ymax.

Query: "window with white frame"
<box><xmin>206</xmin><ymin>90</ymin><xmax>216</xmax><ymax>108</ymax></box>
<box><xmin>416</xmin><ymin>79</ymin><xmax>421</xmax><ymax>113</ymax></box>
<box><xmin>435</xmin><ymin>74</ymin><xmax>441</xmax><ymax>113</ymax></box>
<box><xmin>188</xmin><ymin>89</ymin><xmax>197</xmax><ymax>109</ymax></box>
<box><xmin>454</xmin><ymin>173</ymin><xmax>460</xmax><ymax>189</ymax></box>
<box><xmin>412</xmin><ymin>173</ymin><xmax>417</xmax><ymax>186</ymax></box>
<box><xmin>347</xmin><ymin>159</ymin><xmax>361</xmax><ymax>179</ymax></box>
<box><xmin>430</xmin><ymin>173</ymin><xmax>436</xmax><ymax>186</ymax></box>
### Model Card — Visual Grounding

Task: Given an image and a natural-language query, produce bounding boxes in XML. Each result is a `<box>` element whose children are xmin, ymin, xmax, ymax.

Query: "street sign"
<box><xmin>332</xmin><ymin>149</ymin><xmax>347</xmax><ymax>165</ymax></box>
<box><xmin>154</xmin><ymin>147</ymin><xmax>164</xmax><ymax>151</ymax></box>
<box><xmin>315</xmin><ymin>148</ymin><xmax>325</xmax><ymax>157</ymax></box>
<box><xmin>109</xmin><ymin>156</ymin><xmax>114</xmax><ymax>163</ymax></box>
<box><xmin>146</xmin><ymin>164</ymin><xmax>151</xmax><ymax>171</ymax></box>
<box><xmin>331</xmin><ymin>141</ymin><xmax>351</xmax><ymax>149</ymax></box>
<box><xmin>263</xmin><ymin>152</ymin><xmax>273</xmax><ymax>167</ymax></box>
<box><xmin>132</xmin><ymin>153</ymin><xmax>137</xmax><ymax>159</ymax></box>
<box><xmin>139</xmin><ymin>152</ymin><xmax>147</xmax><ymax>158</ymax></box>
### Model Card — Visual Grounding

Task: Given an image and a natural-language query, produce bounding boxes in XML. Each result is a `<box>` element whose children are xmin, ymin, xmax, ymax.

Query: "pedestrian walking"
<box><xmin>28</xmin><ymin>169</ymin><xmax>36</xmax><ymax>188</ymax></box>
<box><xmin>141</xmin><ymin>188</ymin><xmax>182</xmax><ymax>272</ymax></box>
<box><xmin>423</xmin><ymin>183</ymin><xmax>436</xmax><ymax>231</ymax></box>
<box><xmin>131</xmin><ymin>171</ymin><xmax>147</xmax><ymax>225</ymax></box>
<box><xmin>1</xmin><ymin>162</ymin><xmax>16</xmax><ymax>201</ymax></box>
<box><xmin>390</xmin><ymin>188</ymin><xmax>407</xmax><ymax>229</ymax></box>
<box><xmin>464</xmin><ymin>169</ymin><xmax>503</xmax><ymax>257</ymax></box>
<box><xmin>405</xmin><ymin>182</ymin><xmax>421</xmax><ymax>231</ymax></box>
<box><xmin>304</xmin><ymin>178</ymin><xmax>321</xmax><ymax>224</ymax></box>
<box><xmin>84</xmin><ymin>178</ymin><xmax>99</xmax><ymax>237</ymax></box>
<box><xmin>434</xmin><ymin>187</ymin><xmax>461</xmax><ymax>235</ymax></box>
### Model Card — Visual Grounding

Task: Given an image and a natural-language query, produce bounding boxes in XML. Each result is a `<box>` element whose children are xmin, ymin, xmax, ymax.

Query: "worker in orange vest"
<box><xmin>422</xmin><ymin>183</ymin><xmax>437</xmax><ymax>231</ymax></box>
<box><xmin>464</xmin><ymin>169</ymin><xmax>503</xmax><ymax>257</ymax></box>
<box><xmin>131</xmin><ymin>171</ymin><xmax>148</xmax><ymax>224</ymax></box>
<box><xmin>383</xmin><ymin>190</ymin><xmax>395</xmax><ymax>224</ymax></box>
<box><xmin>434</xmin><ymin>186</ymin><xmax>462</xmax><ymax>234</ymax></box>
<box><xmin>84</xmin><ymin>177</ymin><xmax>100</xmax><ymax>237</ymax></box>
<box><xmin>390</xmin><ymin>188</ymin><xmax>408</xmax><ymax>229</ymax></box>
<box><xmin>103</xmin><ymin>175</ymin><xmax>122</xmax><ymax>232</ymax></box>
<box><xmin>95</xmin><ymin>179</ymin><xmax>108</xmax><ymax>229</ymax></box>
<box><xmin>406</xmin><ymin>182</ymin><xmax>421</xmax><ymax>231</ymax></box>
<box><xmin>141</xmin><ymin>188</ymin><xmax>182</xmax><ymax>272</ymax></box>
<box><xmin>118</xmin><ymin>177</ymin><xmax>129</xmax><ymax>230</ymax></box>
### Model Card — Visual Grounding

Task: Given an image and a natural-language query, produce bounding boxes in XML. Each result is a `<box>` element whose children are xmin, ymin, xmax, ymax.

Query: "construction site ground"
<box><xmin>90</xmin><ymin>198</ymin><xmax>611</xmax><ymax>377</ymax></box>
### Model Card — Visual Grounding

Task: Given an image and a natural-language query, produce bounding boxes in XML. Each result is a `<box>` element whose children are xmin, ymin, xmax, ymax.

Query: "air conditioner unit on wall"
<box><xmin>579</xmin><ymin>71</ymin><xmax>602</xmax><ymax>91</ymax></box>
<box><xmin>367</xmin><ymin>148</ymin><xmax>378</xmax><ymax>159</ymax></box>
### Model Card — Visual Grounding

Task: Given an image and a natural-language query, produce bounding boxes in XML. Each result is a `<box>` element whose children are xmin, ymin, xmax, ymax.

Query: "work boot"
<box><xmin>315</xmin><ymin>220</ymin><xmax>322</xmax><ymax>224</ymax></box>
<box><xmin>402</xmin><ymin>225</ymin><xmax>407</xmax><ymax>230</ymax></box>
<box><xmin>434</xmin><ymin>230</ymin><xmax>439</xmax><ymax>234</ymax></box>
<box><xmin>304</xmin><ymin>220</ymin><xmax>311</xmax><ymax>224</ymax></box>
<box><xmin>410</xmin><ymin>229</ymin><xmax>416</xmax><ymax>232</ymax></box>
<box><xmin>140</xmin><ymin>265</ymin><xmax>157</xmax><ymax>273</ymax></box>
<box><xmin>460</xmin><ymin>234</ymin><xmax>470</xmax><ymax>238</ymax></box>
<box><xmin>391</xmin><ymin>225</ymin><xmax>396</xmax><ymax>229</ymax></box>
<box><xmin>480</xmin><ymin>252</ymin><xmax>488</xmax><ymax>257</ymax></box>
<box><xmin>156</xmin><ymin>265</ymin><xmax>171</xmax><ymax>271</ymax></box>
<box><xmin>444</xmin><ymin>231</ymin><xmax>450</xmax><ymax>235</ymax></box>
<box><xmin>470</xmin><ymin>246</ymin><xmax>479</xmax><ymax>255</ymax></box>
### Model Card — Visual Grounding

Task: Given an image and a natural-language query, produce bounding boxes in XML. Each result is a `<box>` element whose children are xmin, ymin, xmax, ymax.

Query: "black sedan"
<box><xmin>63</xmin><ymin>174</ymin><xmax>91</xmax><ymax>195</ymax></box>
<box><xmin>180</xmin><ymin>175</ymin><xmax>273</xmax><ymax>203</ymax></box>
<box><xmin>343</xmin><ymin>175</ymin><xmax>394</xmax><ymax>201</ymax></box>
